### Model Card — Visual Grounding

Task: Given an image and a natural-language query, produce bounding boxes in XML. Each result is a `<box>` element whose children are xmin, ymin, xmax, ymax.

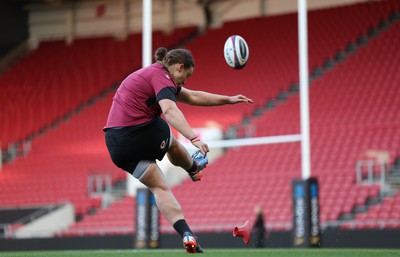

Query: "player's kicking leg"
<box><xmin>167</xmin><ymin>137</ymin><xmax>208</xmax><ymax>181</ymax></box>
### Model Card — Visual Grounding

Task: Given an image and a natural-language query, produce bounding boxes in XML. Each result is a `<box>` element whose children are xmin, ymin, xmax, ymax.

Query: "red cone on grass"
<box><xmin>233</xmin><ymin>220</ymin><xmax>251</xmax><ymax>244</ymax></box>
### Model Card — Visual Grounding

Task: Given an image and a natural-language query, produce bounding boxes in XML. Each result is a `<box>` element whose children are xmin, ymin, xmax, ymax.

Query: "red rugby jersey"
<box><xmin>104</xmin><ymin>62</ymin><xmax>181</xmax><ymax>129</ymax></box>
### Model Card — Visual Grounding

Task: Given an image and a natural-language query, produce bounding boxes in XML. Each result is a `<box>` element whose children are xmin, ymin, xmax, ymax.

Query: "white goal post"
<box><xmin>141</xmin><ymin>0</ymin><xmax>311</xmax><ymax>178</ymax></box>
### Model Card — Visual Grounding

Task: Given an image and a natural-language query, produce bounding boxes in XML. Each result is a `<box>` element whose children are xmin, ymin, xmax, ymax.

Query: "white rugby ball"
<box><xmin>224</xmin><ymin>35</ymin><xmax>249</xmax><ymax>69</ymax></box>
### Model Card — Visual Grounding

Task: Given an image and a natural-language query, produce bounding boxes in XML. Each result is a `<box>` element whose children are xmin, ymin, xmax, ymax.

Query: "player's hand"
<box><xmin>191</xmin><ymin>139</ymin><xmax>209</xmax><ymax>156</ymax></box>
<box><xmin>229</xmin><ymin>94</ymin><xmax>253</xmax><ymax>104</ymax></box>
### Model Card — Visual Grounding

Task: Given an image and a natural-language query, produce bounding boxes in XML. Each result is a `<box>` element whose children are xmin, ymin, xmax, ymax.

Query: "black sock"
<box><xmin>186</xmin><ymin>161</ymin><xmax>198</xmax><ymax>174</ymax></box>
<box><xmin>173</xmin><ymin>219</ymin><xmax>193</xmax><ymax>238</ymax></box>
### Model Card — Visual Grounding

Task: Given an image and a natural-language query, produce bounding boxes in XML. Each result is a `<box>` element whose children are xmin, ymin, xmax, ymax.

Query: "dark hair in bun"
<box><xmin>154</xmin><ymin>47</ymin><xmax>194</xmax><ymax>68</ymax></box>
<box><xmin>155</xmin><ymin>47</ymin><xmax>168</xmax><ymax>62</ymax></box>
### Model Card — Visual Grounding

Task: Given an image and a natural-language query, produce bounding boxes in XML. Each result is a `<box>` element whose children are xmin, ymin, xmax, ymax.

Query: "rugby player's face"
<box><xmin>172</xmin><ymin>64</ymin><xmax>193</xmax><ymax>85</ymax></box>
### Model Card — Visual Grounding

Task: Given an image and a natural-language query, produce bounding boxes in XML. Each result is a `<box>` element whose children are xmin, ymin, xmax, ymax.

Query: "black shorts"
<box><xmin>105</xmin><ymin>116</ymin><xmax>171</xmax><ymax>177</ymax></box>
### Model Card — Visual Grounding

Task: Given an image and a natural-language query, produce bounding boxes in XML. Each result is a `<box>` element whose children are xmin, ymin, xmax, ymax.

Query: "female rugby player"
<box><xmin>104</xmin><ymin>47</ymin><xmax>253</xmax><ymax>253</ymax></box>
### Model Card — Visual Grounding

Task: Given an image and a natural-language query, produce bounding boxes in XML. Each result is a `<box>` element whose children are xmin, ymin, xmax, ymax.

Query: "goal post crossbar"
<box><xmin>183</xmin><ymin>134</ymin><xmax>302</xmax><ymax>150</ymax></box>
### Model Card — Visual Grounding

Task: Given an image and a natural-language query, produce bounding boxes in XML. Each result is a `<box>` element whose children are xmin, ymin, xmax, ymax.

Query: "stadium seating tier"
<box><xmin>1</xmin><ymin>0</ymin><xmax>400</xmax><ymax>236</ymax></box>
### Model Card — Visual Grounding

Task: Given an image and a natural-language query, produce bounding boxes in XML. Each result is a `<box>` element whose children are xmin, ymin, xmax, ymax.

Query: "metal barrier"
<box><xmin>356</xmin><ymin>160</ymin><xmax>387</xmax><ymax>196</ymax></box>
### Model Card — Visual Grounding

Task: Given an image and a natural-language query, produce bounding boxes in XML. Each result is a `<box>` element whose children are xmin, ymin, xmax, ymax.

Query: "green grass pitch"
<box><xmin>1</xmin><ymin>249</ymin><xmax>399</xmax><ymax>257</ymax></box>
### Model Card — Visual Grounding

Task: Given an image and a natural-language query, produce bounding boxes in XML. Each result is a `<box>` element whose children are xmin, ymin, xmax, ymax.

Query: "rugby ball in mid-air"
<box><xmin>224</xmin><ymin>35</ymin><xmax>249</xmax><ymax>69</ymax></box>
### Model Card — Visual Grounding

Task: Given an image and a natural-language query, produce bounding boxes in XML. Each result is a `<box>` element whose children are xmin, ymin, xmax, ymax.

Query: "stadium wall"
<box><xmin>13</xmin><ymin>203</ymin><xmax>74</xmax><ymax>239</ymax></box>
<box><xmin>0</xmin><ymin>1</ymin><xmax>29</xmax><ymax>73</ymax></box>
<box><xmin>25</xmin><ymin>0</ymin><xmax>370</xmax><ymax>48</ymax></box>
<box><xmin>1</xmin><ymin>229</ymin><xmax>400</xmax><ymax>251</ymax></box>
<box><xmin>0</xmin><ymin>1</ymin><xmax>28</xmax><ymax>58</ymax></box>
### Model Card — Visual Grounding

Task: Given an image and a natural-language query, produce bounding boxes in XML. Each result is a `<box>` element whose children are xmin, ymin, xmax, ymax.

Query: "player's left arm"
<box><xmin>177</xmin><ymin>87</ymin><xmax>253</xmax><ymax>106</ymax></box>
